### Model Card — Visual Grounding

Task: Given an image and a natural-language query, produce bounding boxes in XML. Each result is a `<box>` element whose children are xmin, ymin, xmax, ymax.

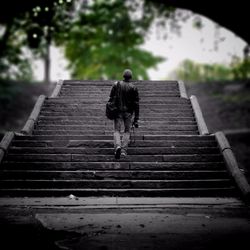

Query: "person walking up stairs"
<box><xmin>107</xmin><ymin>69</ymin><xmax>139</xmax><ymax>159</ymax></box>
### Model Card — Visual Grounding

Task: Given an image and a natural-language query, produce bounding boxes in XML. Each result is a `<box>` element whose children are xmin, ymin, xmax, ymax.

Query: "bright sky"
<box><xmin>33</xmin><ymin>11</ymin><xmax>247</xmax><ymax>81</ymax></box>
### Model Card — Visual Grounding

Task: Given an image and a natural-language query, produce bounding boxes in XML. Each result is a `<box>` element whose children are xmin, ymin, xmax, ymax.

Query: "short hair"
<box><xmin>123</xmin><ymin>69</ymin><xmax>132</xmax><ymax>80</ymax></box>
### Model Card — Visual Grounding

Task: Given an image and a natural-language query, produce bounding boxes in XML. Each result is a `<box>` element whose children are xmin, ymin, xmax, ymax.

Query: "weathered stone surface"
<box><xmin>0</xmin><ymin>80</ymin><xmax>237</xmax><ymax>197</ymax></box>
<box><xmin>14</xmin><ymin>134</ymin><xmax>216</xmax><ymax>141</ymax></box>
<box><xmin>2</xmin><ymin>161</ymin><xmax>225</xmax><ymax>171</ymax></box>
<box><xmin>0</xmin><ymin>169</ymin><xmax>228</xmax><ymax>180</ymax></box>
<box><xmin>9</xmin><ymin>146</ymin><xmax>219</xmax><ymax>155</ymax></box>
<box><xmin>12</xmin><ymin>139</ymin><xmax>217</xmax><ymax>148</ymax></box>
<box><xmin>0</xmin><ymin>179</ymin><xmax>233</xmax><ymax>189</ymax></box>
<box><xmin>0</xmin><ymin>187</ymin><xmax>237</xmax><ymax>197</ymax></box>
<box><xmin>33</xmin><ymin>130</ymin><xmax>199</xmax><ymax>136</ymax></box>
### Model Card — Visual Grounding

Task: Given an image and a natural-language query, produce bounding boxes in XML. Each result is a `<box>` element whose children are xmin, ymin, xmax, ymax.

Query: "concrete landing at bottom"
<box><xmin>0</xmin><ymin>197</ymin><xmax>250</xmax><ymax>250</ymax></box>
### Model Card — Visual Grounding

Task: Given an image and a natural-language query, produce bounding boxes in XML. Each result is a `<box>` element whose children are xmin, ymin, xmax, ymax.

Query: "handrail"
<box><xmin>0</xmin><ymin>80</ymin><xmax>62</xmax><ymax>165</ymax></box>
<box><xmin>21</xmin><ymin>95</ymin><xmax>46</xmax><ymax>135</ymax></box>
<box><xmin>50</xmin><ymin>79</ymin><xmax>64</xmax><ymax>98</ymax></box>
<box><xmin>190</xmin><ymin>95</ymin><xmax>209</xmax><ymax>135</ymax></box>
<box><xmin>0</xmin><ymin>132</ymin><xmax>14</xmax><ymax>164</ymax></box>
<box><xmin>215</xmin><ymin>131</ymin><xmax>250</xmax><ymax>200</ymax></box>
<box><xmin>178</xmin><ymin>80</ymin><xmax>188</xmax><ymax>99</ymax></box>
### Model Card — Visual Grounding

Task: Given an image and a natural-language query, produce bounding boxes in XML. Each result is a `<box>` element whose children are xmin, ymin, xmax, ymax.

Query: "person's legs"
<box><xmin>121</xmin><ymin>112</ymin><xmax>132</xmax><ymax>156</ymax></box>
<box><xmin>114</xmin><ymin>114</ymin><xmax>122</xmax><ymax>159</ymax></box>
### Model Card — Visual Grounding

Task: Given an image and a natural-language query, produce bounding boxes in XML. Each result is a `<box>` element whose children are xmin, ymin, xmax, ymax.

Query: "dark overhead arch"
<box><xmin>148</xmin><ymin>0</ymin><xmax>249</xmax><ymax>44</ymax></box>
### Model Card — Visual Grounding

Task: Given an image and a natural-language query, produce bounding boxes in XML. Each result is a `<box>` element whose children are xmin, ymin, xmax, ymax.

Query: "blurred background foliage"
<box><xmin>0</xmin><ymin>0</ymin><xmax>249</xmax><ymax>84</ymax></box>
<box><xmin>0</xmin><ymin>0</ymin><xmax>175</xmax><ymax>83</ymax></box>
<box><xmin>168</xmin><ymin>56</ymin><xmax>250</xmax><ymax>83</ymax></box>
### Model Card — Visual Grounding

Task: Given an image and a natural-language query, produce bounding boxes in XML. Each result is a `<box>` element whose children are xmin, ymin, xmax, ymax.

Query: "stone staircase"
<box><xmin>0</xmin><ymin>80</ymin><xmax>239</xmax><ymax>197</ymax></box>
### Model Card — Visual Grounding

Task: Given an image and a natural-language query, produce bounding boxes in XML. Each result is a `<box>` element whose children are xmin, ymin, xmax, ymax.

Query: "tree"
<box><xmin>0</xmin><ymin>0</ymin><xmax>74</xmax><ymax>82</ymax></box>
<box><xmin>56</xmin><ymin>0</ymin><xmax>164</xmax><ymax>80</ymax></box>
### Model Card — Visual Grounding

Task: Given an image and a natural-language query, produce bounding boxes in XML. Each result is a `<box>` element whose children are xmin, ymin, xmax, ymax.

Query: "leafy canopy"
<box><xmin>57</xmin><ymin>0</ymin><xmax>164</xmax><ymax>80</ymax></box>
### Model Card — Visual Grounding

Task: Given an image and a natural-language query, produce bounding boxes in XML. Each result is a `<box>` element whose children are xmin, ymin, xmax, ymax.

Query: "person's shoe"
<box><xmin>114</xmin><ymin>146</ymin><xmax>121</xmax><ymax>159</ymax></box>
<box><xmin>121</xmin><ymin>149</ymin><xmax>127</xmax><ymax>158</ymax></box>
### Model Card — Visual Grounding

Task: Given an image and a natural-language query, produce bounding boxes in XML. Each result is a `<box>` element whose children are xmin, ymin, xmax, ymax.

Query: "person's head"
<box><xmin>123</xmin><ymin>69</ymin><xmax>132</xmax><ymax>81</ymax></box>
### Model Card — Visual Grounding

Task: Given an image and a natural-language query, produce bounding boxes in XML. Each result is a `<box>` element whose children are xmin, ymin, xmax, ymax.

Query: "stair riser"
<box><xmin>42</xmin><ymin>100</ymin><xmax>191</xmax><ymax>106</ymax></box>
<box><xmin>46</xmin><ymin>99</ymin><xmax>190</xmax><ymax>104</ymax></box>
<box><xmin>6</xmin><ymin>154</ymin><xmax>223</xmax><ymax>162</ymax></box>
<box><xmin>61</xmin><ymin>88</ymin><xmax>179</xmax><ymax>92</ymax></box>
<box><xmin>37</xmin><ymin>117</ymin><xmax>196</xmax><ymax>122</ymax></box>
<box><xmin>14</xmin><ymin>135</ymin><xmax>215</xmax><ymax>141</ymax></box>
<box><xmin>9</xmin><ymin>147</ymin><xmax>219</xmax><ymax>155</ymax></box>
<box><xmin>37</xmin><ymin>121</ymin><xmax>196</xmax><ymax>126</ymax></box>
<box><xmin>0</xmin><ymin>170</ymin><xmax>228</xmax><ymax>180</ymax></box>
<box><xmin>59</xmin><ymin>94</ymin><xmax>181</xmax><ymax>98</ymax></box>
<box><xmin>34</xmin><ymin>125</ymin><xmax>198</xmax><ymax>131</ymax></box>
<box><xmin>32</xmin><ymin>131</ymin><xmax>199</xmax><ymax>135</ymax></box>
<box><xmin>39</xmin><ymin>111</ymin><xmax>194</xmax><ymax>116</ymax></box>
<box><xmin>38</xmin><ymin>114</ymin><xmax>195</xmax><ymax>119</ymax></box>
<box><xmin>0</xmin><ymin>188</ymin><xmax>236</xmax><ymax>197</ymax></box>
<box><xmin>0</xmin><ymin>180</ymin><xmax>232</xmax><ymax>189</ymax></box>
<box><xmin>59</xmin><ymin>91</ymin><xmax>180</xmax><ymax>94</ymax></box>
<box><xmin>12</xmin><ymin>140</ymin><xmax>217</xmax><ymax>148</ymax></box>
<box><xmin>59</xmin><ymin>89</ymin><xmax>179</xmax><ymax>94</ymax></box>
<box><xmin>2</xmin><ymin>162</ymin><xmax>226</xmax><ymax>170</ymax></box>
<box><xmin>41</xmin><ymin>107</ymin><xmax>193</xmax><ymax>112</ymax></box>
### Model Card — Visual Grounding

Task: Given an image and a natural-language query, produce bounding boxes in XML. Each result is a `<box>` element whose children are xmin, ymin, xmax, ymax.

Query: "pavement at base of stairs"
<box><xmin>0</xmin><ymin>197</ymin><xmax>250</xmax><ymax>250</ymax></box>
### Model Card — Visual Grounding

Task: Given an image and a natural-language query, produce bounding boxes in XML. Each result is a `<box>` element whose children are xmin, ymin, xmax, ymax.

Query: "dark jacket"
<box><xmin>108</xmin><ymin>81</ymin><xmax>139</xmax><ymax>119</ymax></box>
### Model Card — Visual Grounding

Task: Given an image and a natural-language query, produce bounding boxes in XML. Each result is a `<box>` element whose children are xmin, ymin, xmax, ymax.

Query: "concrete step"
<box><xmin>59</xmin><ymin>91</ymin><xmax>180</xmax><ymax>95</ymax></box>
<box><xmin>62</xmin><ymin>86</ymin><xmax>180</xmax><ymax>91</ymax></box>
<box><xmin>43</xmin><ymin>104</ymin><xmax>192</xmax><ymax>109</ymax></box>
<box><xmin>12</xmin><ymin>139</ymin><xmax>217</xmax><ymax>148</ymax></box>
<box><xmin>62</xmin><ymin>80</ymin><xmax>178</xmax><ymax>85</ymax></box>
<box><xmin>37</xmin><ymin>120</ymin><xmax>196</xmax><ymax>126</ymax></box>
<box><xmin>2</xmin><ymin>161</ymin><xmax>226</xmax><ymax>170</ymax></box>
<box><xmin>14</xmin><ymin>135</ymin><xmax>215</xmax><ymax>141</ymax></box>
<box><xmin>0</xmin><ymin>187</ymin><xmax>237</xmax><ymax>197</ymax></box>
<box><xmin>61</xmin><ymin>87</ymin><xmax>179</xmax><ymax>92</ymax></box>
<box><xmin>0</xmin><ymin>179</ymin><xmax>233</xmax><ymax>189</ymax></box>
<box><xmin>0</xmin><ymin>170</ymin><xmax>228</xmax><ymax>180</ymax></box>
<box><xmin>58</xmin><ymin>94</ymin><xmax>181</xmax><ymax>98</ymax></box>
<box><xmin>5</xmin><ymin>154</ymin><xmax>223</xmax><ymax>162</ymax></box>
<box><xmin>61</xmin><ymin>86</ymin><xmax>179</xmax><ymax>91</ymax></box>
<box><xmin>41</xmin><ymin>106</ymin><xmax>193</xmax><ymax>112</ymax></box>
<box><xmin>32</xmin><ymin>130</ymin><xmax>199</xmax><ymax>135</ymax></box>
<box><xmin>8</xmin><ymin>147</ymin><xmax>219</xmax><ymax>155</ymax></box>
<box><xmin>39</xmin><ymin>110</ymin><xmax>194</xmax><ymax>115</ymax></box>
<box><xmin>46</xmin><ymin>98</ymin><xmax>190</xmax><ymax>104</ymax></box>
<box><xmin>37</xmin><ymin>116</ymin><xmax>196</xmax><ymax>122</ymax></box>
<box><xmin>61</xmin><ymin>82</ymin><xmax>178</xmax><ymax>86</ymax></box>
<box><xmin>59</xmin><ymin>91</ymin><xmax>180</xmax><ymax>97</ymax></box>
<box><xmin>38</xmin><ymin>113</ymin><xmax>195</xmax><ymax>118</ymax></box>
<box><xmin>34</xmin><ymin>125</ymin><xmax>198</xmax><ymax>131</ymax></box>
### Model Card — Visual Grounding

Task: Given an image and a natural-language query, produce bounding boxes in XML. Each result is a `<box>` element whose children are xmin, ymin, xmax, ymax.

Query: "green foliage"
<box><xmin>59</xmin><ymin>0</ymin><xmax>164</xmax><ymax>80</ymax></box>
<box><xmin>0</xmin><ymin>0</ymin><xmax>74</xmax><ymax>82</ymax></box>
<box><xmin>169</xmin><ymin>58</ymin><xmax>250</xmax><ymax>83</ymax></box>
<box><xmin>0</xmin><ymin>22</ymin><xmax>33</xmax><ymax>81</ymax></box>
<box><xmin>231</xmin><ymin>56</ymin><xmax>250</xmax><ymax>80</ymax></box>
